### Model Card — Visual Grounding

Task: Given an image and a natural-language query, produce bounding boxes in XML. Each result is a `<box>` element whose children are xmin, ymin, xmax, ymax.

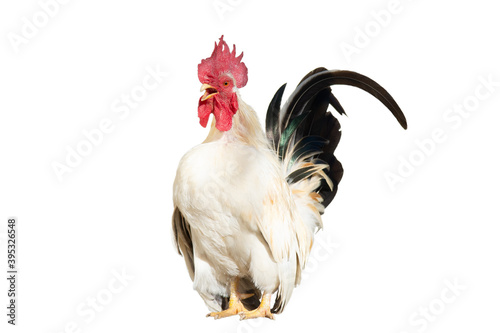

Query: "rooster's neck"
<box><xmin>203</xmin><ymin>95</ymin><xmax>269</xmax><ymax>148</ymax></box>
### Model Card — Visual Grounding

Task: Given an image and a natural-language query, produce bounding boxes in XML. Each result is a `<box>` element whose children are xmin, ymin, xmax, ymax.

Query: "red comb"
<box><xmin>198</xmin><ymin>36</ymin><xmax>248</xmax><ymax>88</ymax></box>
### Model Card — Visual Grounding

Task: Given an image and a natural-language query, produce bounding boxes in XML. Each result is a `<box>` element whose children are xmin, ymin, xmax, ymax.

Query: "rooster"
<box><xmin>172</xmin><ymin>36</ymin><xmax>407</xmax><ymax>320</ymax></box>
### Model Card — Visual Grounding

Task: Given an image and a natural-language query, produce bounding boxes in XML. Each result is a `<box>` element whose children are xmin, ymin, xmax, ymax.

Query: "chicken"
<box><xmin>172</xmin><ymin>36</ymin><xmax>407</xmax><ymax>320</ymax></box>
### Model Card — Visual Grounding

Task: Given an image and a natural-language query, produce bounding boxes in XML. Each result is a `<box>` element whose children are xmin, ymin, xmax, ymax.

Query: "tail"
<box><xmin>266</xmin><ymin>68</ymin><xmax>406</xmax><ymax>313</ymax></box>
<box><xmin>266</xmin><ymin>67</ymin><xmax>407</xmax><ymax>209</ymax></box>
<box><xmin>266</xmin><ymin>68</ymin><xmax>406</xmax><ymax>314</ymax></box>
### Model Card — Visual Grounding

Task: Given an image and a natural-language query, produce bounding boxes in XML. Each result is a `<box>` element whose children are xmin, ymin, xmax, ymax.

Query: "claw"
<box><xmin>239</xmin><ymin>308</ymin><xmax>275</xmax><ymax>320</ymax></box>
<box><xmin>206</xmin><ymin>277</ymin><xmax>250</xmax><ymax>319</ymax></box>
<box><xmin>238</xmin><ymin>292</ymin><xmax>275</xmax><ymax>320</ymax></box>
<box><xmin>207</xmin><ymin>300</ymin><xmax>246</xmax><ymax>320</ymax></box>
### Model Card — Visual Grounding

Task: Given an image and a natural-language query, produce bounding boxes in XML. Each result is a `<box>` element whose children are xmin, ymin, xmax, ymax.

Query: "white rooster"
<box><xmin>172</xmin><ymin>36</ymin><xmax>407</xmax><ymax>320</ymax></box>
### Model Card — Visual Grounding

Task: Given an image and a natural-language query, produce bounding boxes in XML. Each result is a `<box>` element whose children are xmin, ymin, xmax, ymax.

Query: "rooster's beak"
<box><xmin>200</xmin><ymin>84</ymin><xmax>219</xmax><ymax>101</ymax></box>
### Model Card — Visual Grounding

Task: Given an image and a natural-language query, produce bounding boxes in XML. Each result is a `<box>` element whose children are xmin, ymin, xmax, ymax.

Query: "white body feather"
<box><xmin>173</xmin><ymin>96</ymin><xmax>325</xmax><ymax>312</ymax></box>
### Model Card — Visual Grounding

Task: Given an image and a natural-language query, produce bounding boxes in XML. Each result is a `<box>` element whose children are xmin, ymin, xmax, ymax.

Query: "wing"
<box><xmin>172</xmin><ymin>207</ymin><xmax>195</xmax><ymax>280</ymax></box>
<box><xmin>172</xmin><ymin>207</ymin><xmax>231</xmax><ymax>312</ymax></box>
<box><xmin>172</xmin><ymin>206</ymin><xmax>262</xmax><ymax>312</ymax></box>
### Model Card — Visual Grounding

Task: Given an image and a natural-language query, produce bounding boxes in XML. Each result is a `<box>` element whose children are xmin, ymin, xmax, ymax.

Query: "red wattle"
<box><xmin>213</xmin><ymin>101</ymin><xmax>233</xmax><ymax>131</ymax></box>
<box><xmin>198</xmin><ymin>97</ymin><xmax>213</xmax><ymax>128</ymax></box>
<box><xmin>197</xmin><ymin>94</ymin><xmax>239</xmax><ymax>131</ymax></box>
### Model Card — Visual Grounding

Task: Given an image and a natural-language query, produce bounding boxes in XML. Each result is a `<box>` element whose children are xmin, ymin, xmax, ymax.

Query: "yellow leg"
<box><xmin>239</xmin><ymin>292</ymin><xmax>275</xmax><ymax>320</ymax></box>
<box><xmin>207</xmin><ymin>277</ymin><xmax>251</xmax><ymax>319</ymax></box>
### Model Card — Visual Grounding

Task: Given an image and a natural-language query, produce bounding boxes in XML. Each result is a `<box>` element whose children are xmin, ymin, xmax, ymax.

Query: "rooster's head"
<box><xmin>197</xmin><ymin>36</ymin><xmax>248</xmax><ymax>132</ymax></box>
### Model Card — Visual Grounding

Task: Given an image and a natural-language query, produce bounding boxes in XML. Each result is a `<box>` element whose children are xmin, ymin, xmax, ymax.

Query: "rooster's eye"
<box><xmin>224</xmin><ymin>81</ymin><xmax>229</xmax><ymax>86</ymax></box>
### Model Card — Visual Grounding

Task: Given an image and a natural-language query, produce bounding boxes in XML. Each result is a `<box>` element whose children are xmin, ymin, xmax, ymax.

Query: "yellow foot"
<box><xmin>239</xmin><ymin>292</ymin><xmax>274</xmax><ymax>320</ymax></box>
<box><xmin>206</xmin><ymin>276</ymin><xmax>253</xmax><ymax>320</ymax></box>
<box><xmin>239</xmin><ymin>307</ymin><xmax>275</xmax><ymax>320</ymax></box>
<box><xmin>207</xmin><ymin>300</ymin><xmax>246</xmax><ymax>319</ymax></box>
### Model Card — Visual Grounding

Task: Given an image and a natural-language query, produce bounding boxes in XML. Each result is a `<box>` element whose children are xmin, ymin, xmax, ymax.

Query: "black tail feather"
<box><xmin>265</xmin><ymin>83</ymin><xmax>287</xmax><ymax>149</ymax></box>
<box><xmin>265</xmin><ymin>68</ymin><xmax>406</xmax><ymax>209</ymax></box>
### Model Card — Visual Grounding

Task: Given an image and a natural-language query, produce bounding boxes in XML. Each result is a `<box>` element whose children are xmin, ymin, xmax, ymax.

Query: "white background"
<box><xmin>1</xmin><ymin>0</ymin><xmax>499</xmax><ymax>332</ymax></box>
